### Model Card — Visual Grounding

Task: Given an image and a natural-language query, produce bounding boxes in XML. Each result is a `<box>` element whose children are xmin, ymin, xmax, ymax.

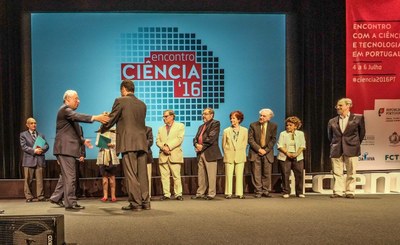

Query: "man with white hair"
<box><xmin>248</xmin><ymin>109</ymin><xmax>277</xmax><ymax>198</ymax></box>
<box><xmin>328</xmin><ymin>98</ymin><xmax>365</xmax><ymax>199</ymax></box>
<box><xmin>50</xmin><ymin>90</ymin><xmax>109</xmax><ymax>211</ymax></box>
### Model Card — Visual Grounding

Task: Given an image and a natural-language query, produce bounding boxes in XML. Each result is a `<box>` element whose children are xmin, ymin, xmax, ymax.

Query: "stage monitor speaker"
<box><xmin>0</xmin><ymin>214</ymin><xmax>65</xmax><ymax>245</ymax></box>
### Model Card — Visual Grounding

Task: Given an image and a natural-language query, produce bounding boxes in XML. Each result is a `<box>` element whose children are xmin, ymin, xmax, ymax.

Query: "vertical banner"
<box><xmin>347</xmin><ymin>0</ymin><xmax>400</xmax><ymax>170</ymax></box>
<box><xmin>346</xmin><ymin>0</ymin><xmax>400</xmax><ymax>113</ymax></box>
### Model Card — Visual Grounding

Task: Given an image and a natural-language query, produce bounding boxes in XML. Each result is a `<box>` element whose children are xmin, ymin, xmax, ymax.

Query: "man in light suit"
<box><xmin>192</xmin><ymin>108</ymin><xmax>222</xmax><ymax>200</ymax></box>
<box><xmin>248</xmin><ymin>108</ymin><xmax>277</xmax><ymax>198</ymax></box>
<box><xmin>20</xmin><ymin>117</ymin><xmax>49</xmax><ymax>202</ymax></box>
<box><xmin>50</xmin><ymin>90</ymin><xmax>109</xmax><ymax>211</ymax></box>
<box><xmin>100</xmin><ymin>80</ymin><xmax>149</xmax><ymax>211</ymax></box>
<box><xmin>328</xmin><ymin>98</ymin><xmax>365</xmax><ymax>199</ymax></box>
<box><xmin>156</xmin><ymin>110</ymin><xmax>185</xmax><ymax>201</ymax></box>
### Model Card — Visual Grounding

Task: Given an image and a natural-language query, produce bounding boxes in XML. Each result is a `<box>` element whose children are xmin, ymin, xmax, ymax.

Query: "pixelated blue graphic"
<box><xmin>119</xmin><ymin>27</ymin><xmax>225</xmax><ymax>126</ymax></box>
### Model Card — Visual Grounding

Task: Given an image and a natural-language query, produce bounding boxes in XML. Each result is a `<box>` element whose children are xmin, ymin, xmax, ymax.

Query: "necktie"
<box><xmin>32</xmin><ymin>132</ymin><xmax>37</xmax><ymax>140</ymax></box>
<box><xmin>260</xmin><ymin>124</ymin><xmax>266</xmax><ymax>147</ymax></box>
<box><xmin>198</xmin><ymin>124</ymin><xmax>207</xmax><ymax>145</ymax></box>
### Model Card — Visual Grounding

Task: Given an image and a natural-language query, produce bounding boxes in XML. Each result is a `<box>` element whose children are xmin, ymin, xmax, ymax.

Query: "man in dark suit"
<box><xmin>20</xmin><ymin>117</ymin><xmax>49</xmax><ymax>202</ymax></box>
<box><xmin>191</xmin><ymin>108</ymin><xmax>222</xmax><ymax>200</ymax></box>
<box><xmin>100</xmin><ymin>80</ymin><xmax>149</xmax><ymax>211</ymax></box>
<box><xmin>248</xmin><ymin>108</ymin><xmax>277</xmax><ymax>198</ymax></box>
<box><xmin>328</xmin><ymin>98</ymin><xmax>365</xmax><ymax>199</ymax></box>
<box><xmin>49</xmin><ymin>90</ymin><xmax>109</xmax><ymax>211</ymax></box>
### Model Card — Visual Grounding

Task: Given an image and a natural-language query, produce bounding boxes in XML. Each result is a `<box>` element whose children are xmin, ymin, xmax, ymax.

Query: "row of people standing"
<box><xmin>154</xmin><ymin>107</ymin><xmax>307</xmax><ymax>200</ymax></box>
<box><xmin>19</xmin><ymin>79</ymin><xmax>364</xmax><ymax>211</ymax></box>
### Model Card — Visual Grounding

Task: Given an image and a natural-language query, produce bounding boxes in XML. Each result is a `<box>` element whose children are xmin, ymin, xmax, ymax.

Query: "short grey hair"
<box><xmin>259</xmin><ymin>108</ymin><xmax>274</xmax><ymax>117</ymax></box>
<box><xmin>338</xmin><ymin>98</ymin><xmax>353</xmax><ymax>107</ymax></box>
<box><xmin>63</xmin><ymin>90</ymin><xmax>77</xmax><ymax>101</ymax></box>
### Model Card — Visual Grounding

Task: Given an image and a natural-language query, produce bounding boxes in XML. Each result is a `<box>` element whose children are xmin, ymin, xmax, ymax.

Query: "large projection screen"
<box><xmin>31</xmin><ymin>13</ymin><xmax>286</xmax><ymax>159</ymax></box>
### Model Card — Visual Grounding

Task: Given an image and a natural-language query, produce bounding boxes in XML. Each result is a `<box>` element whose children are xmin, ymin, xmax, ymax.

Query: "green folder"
<box><xmin>97</xmin><ymin>134</ymin><xmax>111</xmax><ymax>149</ymax></box>
<box><xmin>33</xmin><ymin>135</ymin><xmax>46</xmax><ymax>149</ymax></box>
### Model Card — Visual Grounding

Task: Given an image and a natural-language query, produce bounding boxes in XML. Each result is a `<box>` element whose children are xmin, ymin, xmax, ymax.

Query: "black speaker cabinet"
<box><xmin>0</xmin><ymin>214</ymin><xmax>65</xmax><ymax>245</ymax></box>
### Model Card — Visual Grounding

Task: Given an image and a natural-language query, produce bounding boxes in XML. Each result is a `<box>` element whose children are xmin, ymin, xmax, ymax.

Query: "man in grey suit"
<box><xmin>248</xmin><ymin>108</ymin><xmax>277</xmax><ymax>198</ymax></box>
<box><xmin>192</xmin><ymin>108</ymin><xmax>222</xmax><ymax>200</ymax></box>
<box><xmin>50</xmin><ymin>90</ymin><xmax>109</xmax><ymax>210</ymax></box>
<box><xmin>20</xmin><ymin>117</ymin><xmax>49</xmax><ymax>202</ymax></box>
<box><xmin>100</xmin><ymin>80</ymin><xmax>149</xmax><ymax>211</ymax></box>
<box><xmin>328</xmin><ymin>98</ymin><xmax>365</xmax><ymax>199</ymax></box>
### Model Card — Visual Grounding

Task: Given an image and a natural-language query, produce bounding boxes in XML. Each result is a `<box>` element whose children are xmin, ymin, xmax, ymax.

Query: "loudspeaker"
<box><xmin>0</xmin><ymin>214</ymin><xmax>65</xmax><ymax>245</ymax></box>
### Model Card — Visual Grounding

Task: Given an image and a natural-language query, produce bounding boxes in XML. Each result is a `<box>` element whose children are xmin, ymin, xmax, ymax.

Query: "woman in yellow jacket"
<box><xmin>222</xmin><ymin>111</ymin><xmax>248</xmax><ymax>199</ymax></box>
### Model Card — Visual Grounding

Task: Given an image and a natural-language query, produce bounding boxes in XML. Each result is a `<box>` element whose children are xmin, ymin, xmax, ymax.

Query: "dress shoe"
<box><xmin>37</xmin><ymin>197</ymin><xmax>48</xmax><ymax>202</ymax></box>
<box><xmin>160</xmin><ymin>196</ymin><xmax>171</xmax><ymax>201</ymax></box>
<box><xmin>298</xmin><ymin>194</ymin><xmax>306</xmax><ymax>198</ymax></box>
<box><xmin>142</xmin><ymin>203</ymin><xmax>151</xmax><ymax>210</ymax></box>
<box><xmin>191</xmin><ymin>195</ymin><xmax>204</xmax><ymax>200</ymax></box>
<box><xmin>282</xmin><ymin>194</ymin><xmax>290</xmax><ymax>199</ymax></box>
<box><xmin>203</xmin><ymin>196</ymin><xmax>214</xmax><ymax>200</ymax></box>
<box><xmin>50</xmin><ymin>199</ymin><xmax>65</xmax><ymax>207</ymax></box>
<box><xmin>254</xmin><ymin>194</ymin><xmax>262</xmax><ymax>198</ymax></box>
<box><xmin>132</xmin><ymin>206</ymin><xmax>143</xmax><ymax>212</ymax></box>
<box><xmin>262</xmin><ymin>193</ymin><xmax>272</xmax><ymax>198</ymax></box>
<box><xmin>176</xmin><ymin>196</ymin><xmax>184</xmax><ymax>201</ymax></box>
<box><xmin>330</xmin><ymin>194</ymin><xmax>343</xmax><ymax>198</ymax></box>
<box><xmin>225</xmin><ymin>195</ymin><xmax>232</xmax><ymax>199</ymax></box>
<box><xmin>26</xmin><ymin>198</ymin><xmax>33</xmax><ymax>203</ymax></box>
<box><xmin>65</xmin><ymin>204</ymin><xmax>85</xmax><ymax>211</ymax></box>
<box><xmin>238</xmin><ymin>195</ymin><xmax>245</xmax><ymax>199</ymax></box>
<box><xmin>345</xmin><ymin>194</ymin><xmax>355</xmax><ymax>199</ymax></box>
<box><xmin>122</xmin><ymin>204</ymin><xmax>134</xmax><ymax>210</ymax></box>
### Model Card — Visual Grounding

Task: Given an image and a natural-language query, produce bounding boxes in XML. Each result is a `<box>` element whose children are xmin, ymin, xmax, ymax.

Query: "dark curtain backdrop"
<box><xmin>0</xmin><ymin>0</ymin><xmax>345</xmax><ymax>178</ymax></box>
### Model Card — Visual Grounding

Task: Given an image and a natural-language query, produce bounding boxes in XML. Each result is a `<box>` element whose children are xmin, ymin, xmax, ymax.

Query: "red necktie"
<box><xmin>198</xmin><ymin>124</ymin><xmax>207</xmax><ymax>144</ymax></box>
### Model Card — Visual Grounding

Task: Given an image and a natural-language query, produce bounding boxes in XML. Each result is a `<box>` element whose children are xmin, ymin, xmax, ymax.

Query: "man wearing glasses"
<box><xmin>192</xmin><ymin>108</ymin><xmax>222</xmax><ymax>200</ymax></box>
<box><xmin>156</xmin><ymin>110</ymin><xmax>185</xmax><ymax>201</ymax></box>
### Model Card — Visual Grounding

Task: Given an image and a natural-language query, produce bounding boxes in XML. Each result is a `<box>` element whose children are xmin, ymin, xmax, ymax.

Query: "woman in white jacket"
<box><xmin>277</xmin><ymin>116</ymin><xmax>306</xmax><ymax>198</ymax></box>
<box><xmin>222</xmin><ymin>111</ymin><xmax>248</xmax><ymax>199</ymax></box>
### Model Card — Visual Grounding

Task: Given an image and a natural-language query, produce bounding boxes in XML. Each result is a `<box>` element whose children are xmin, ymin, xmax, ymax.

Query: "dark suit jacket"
<box><xmin>248</xmin><ymin>121</ymin><xmax>277</xmax><ymax>163</ymax></box>
<box><xmin>327</xmin><ymin>113</ymin><xmax>366</xmax><ymax>158</ymax></box>
<box><xmin>101</xmin><ymin>94</ymin><xmax>147</xmax><ymax>154</ymax></box>
<box><xmin>193</xmin><ymin>119</ymin><xmax>222</xmax><ymax>162</ymax></box>
<box><xmin>20</xmin><ymin>130</ymin><xmax>49</xmax><ymax>167</ymax></box>
<box><xmin>53</xmin><ymin>104</ymin><xmax>93</xmax><ymax>158</ymax></box>
<box><xmin>146</xmin><ymin>126</ymin><xmax>154</xmax><ymax>163</ymax></box>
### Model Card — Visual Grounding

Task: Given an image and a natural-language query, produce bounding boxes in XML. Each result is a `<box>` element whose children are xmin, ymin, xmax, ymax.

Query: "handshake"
<box><xmin>92</xmin><ymin>111</ymin><xmax>110</xmax><ymax>124</ymax></box>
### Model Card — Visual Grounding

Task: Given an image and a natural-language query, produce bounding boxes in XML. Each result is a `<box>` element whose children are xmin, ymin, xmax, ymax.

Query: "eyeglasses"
<box><xmin>163</xmin><ymin>115</ymin><xmax>170</xmax><ymax>118</ymax></box>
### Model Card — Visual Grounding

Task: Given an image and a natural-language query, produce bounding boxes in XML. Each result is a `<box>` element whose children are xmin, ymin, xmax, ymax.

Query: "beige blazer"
<box><xmin>222</xmin><ymin>126</ymin><xmax>248</xmax><ymax>164</ymax></box>
<box><xmin>156</xmin><ymin>121</ymin><xmax>185</xmax><ymax>164</ymax></box>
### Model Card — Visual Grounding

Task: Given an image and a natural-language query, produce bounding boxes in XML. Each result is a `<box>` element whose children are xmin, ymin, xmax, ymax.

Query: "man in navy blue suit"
<box><xmin>20</xmin><ymin>117</ymin><xmax>49</xmax><ymax>202</ymax></box>
<box><xmin>328</xmin><ymin>98</ymin><xmax>366</xmax><ymax>199</ymax></box>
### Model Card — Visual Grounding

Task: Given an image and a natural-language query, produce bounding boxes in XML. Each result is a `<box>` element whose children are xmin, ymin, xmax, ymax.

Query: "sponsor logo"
<box><xmin>359</xmin><ymin>152</ymin><xmax>375</xmax><ymax>161</ymax></box>
<box><xmin>378</xmin><ymin>107</ymin><xmax>385</xmax><ymax>117</ymax></box>
<box><xmin>385</xmin><ymin>154</ymin><xmax>400</xmax><ymax>161</ymax></box>
<box><xmin>388</xmin><ymin>132</ymin><xmax>400</xmax><ymax>145</ymax></box>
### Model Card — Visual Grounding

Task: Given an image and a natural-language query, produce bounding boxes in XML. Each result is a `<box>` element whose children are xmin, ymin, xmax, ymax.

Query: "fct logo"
<box><xmin>385</xmin><ymin>154</ymin><xmax>400</xmax><ymax>161</ymax></box>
